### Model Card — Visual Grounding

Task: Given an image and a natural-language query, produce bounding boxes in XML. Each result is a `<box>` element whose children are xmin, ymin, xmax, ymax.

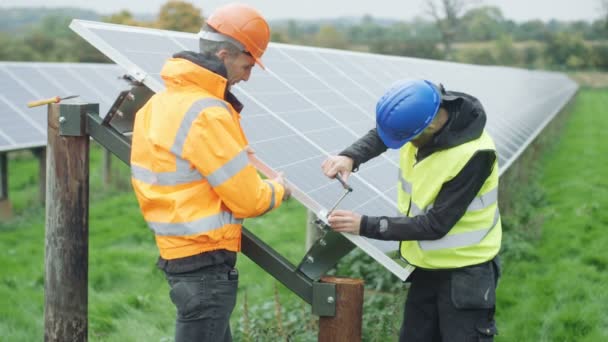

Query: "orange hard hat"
<box><xmin>206</xmin><ymin>3</ymin><xmax>270</xmax><ymax>69</ymax></box>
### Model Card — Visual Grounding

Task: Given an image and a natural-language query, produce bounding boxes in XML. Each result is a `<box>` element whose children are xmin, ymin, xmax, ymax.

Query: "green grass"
<box><xmin>0</xmin><ymin>144</ymin><xmax>309</xmax><ymax>341</ymax></box>
<box><xmin>496</xmin><ymin>88</ymin><xmax>608</xmax><ymax>341</ymax></box>
<box><xmin>1</xmin><ymin>88</ymin><xmax>607</xmax><ymax>340</ymax></box>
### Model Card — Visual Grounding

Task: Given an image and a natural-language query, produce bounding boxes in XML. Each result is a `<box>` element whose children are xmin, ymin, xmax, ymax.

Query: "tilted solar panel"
<box><xmin>0</xmin><ymin>62</ymin><xmax>126</xmax><ymax>152</ymax></box>
<box><xmin>70</xmin><ymin>20</ymin><xmax>578</xmax><ymax>280</ymax></box>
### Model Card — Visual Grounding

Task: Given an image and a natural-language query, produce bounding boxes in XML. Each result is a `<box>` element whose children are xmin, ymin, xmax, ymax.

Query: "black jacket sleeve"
<box><xmin>359</xmin><ymin>151</ymin><xmax>496</xmax><ymax>241</ymax></box>
<box><xmin>339</xmin><ymin>128</ymin><xmax>387</xmax><ymax>172</ymax></box>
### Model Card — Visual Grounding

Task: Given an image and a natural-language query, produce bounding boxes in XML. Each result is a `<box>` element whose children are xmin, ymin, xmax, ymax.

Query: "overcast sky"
<box><xmin>0</xmin><ymin>0</ymin><xmax>603</xmax><ymax>22</ymax></box>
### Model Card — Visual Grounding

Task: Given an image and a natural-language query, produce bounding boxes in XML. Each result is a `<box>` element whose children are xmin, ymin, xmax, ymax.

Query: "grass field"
<box><xmin>0</xmin><ymin>87</ymin><xmax>606</xmax><ymax>341</ymax></box>
<box><xmin>495</xmin><ymin>87</ymin><xmax>608</xmax><ymax>341</ymax></box>
<box><xmin>0</xmin><ymin>148</ymin><xmax>310</xmax><ymax>341</ymax></box>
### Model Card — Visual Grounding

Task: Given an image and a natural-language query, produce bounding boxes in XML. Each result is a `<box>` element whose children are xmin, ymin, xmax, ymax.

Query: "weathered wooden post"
<box><xmin>0</xmin><ymin>152</ymin><xmax>11</xmax><ymax>219</ymax></box>
<box><xmin>318</xmin><ymin>276</ymin><xmax>364</xmax><ymax>342</ymax></box>
<box><xmin>44</xmin><ymin>103</ymin><xmax>92</xmax><ymax>341</ymax></box>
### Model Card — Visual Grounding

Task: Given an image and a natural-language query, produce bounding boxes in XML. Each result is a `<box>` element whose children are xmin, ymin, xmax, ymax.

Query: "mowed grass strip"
<box><xmin>496</xmin><ymin>88</ymin><xmax>608</xmax><ymax>341</ymax></box>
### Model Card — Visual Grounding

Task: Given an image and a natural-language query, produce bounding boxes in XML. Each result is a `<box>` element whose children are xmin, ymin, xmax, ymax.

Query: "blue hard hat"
<box><xmin>376</xmin><ymin>79</ymin><xmax>441</xmax><ymax>149</ymax></box>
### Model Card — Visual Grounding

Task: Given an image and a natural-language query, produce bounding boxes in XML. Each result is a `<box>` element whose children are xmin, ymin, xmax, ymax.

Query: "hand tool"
<box><xmin>27</xmin><ymin>95</ymin><xmax>79</xmax><ymax>108</ymax></box>
<box><xmin>326</xmin><ymin>173</ymin><xmax>353</xmax><ymax>218</ymax></box>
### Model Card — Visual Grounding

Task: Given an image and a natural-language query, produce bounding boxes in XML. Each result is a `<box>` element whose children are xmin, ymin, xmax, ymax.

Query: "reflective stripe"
<box><xmin>207</xmin><ymin>149</ymin><xmax>249</xmax><ymax>187</ymax></box>
<box><xmin>131</xmin><ymin>159</ymin><xmax>204</xmax><ymax>186</ymax></box>
<box><xmin>263</xmin><ymin>180</ymin><xmax>276</xmax><ymax>214</ymax></box>
<box><xmin>148</xmin><ymin>211</ymin><xmax>243</xmax><ymax>236</ymax></box>
<box><xmin>418</xmin><ymin>208</ymin><xmax>500</xmax><ymax>251</ymax></box>
<box><xmin>198</xmin><ymin>31</ymin><xmax>246</xmax><ymax>51</ymax></box>
<box><xmin>467</xmin><ymin>188</ymin><xmax>498</xmax><ymax>211</ymax></box>
<box><xmin>172</xmin><ymin>98</ymin><xmax>228</xmax><ymax>156</ymax></box>
<box><xmin>131</xmin><ymin>98</ymin><xmax>229</xmax><ymax>186</ymax></box>
<box><xmin>410</xmin><ymin>202</ymin><xmax>423</xmax><ymax>216</ymax></box>
<box><xmin>404</xmin><ymin>185</ymin><xmax>498</xmax><ymax>215</ymax></box>
<box><xmin>399</xmin><ymin>173</ymin><xmax>412</xmax><ymax>193</ymax></box>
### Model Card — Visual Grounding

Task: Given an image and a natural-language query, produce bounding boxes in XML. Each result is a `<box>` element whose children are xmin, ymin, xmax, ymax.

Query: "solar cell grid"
<box><xmin>0</xmin><ymin>62</ymin><xmax>126</xmax><ymax>152</ymax></box>
<box><xmin>69</xmin><ymin>20</ymin><xmax>578</xmax><ymax>280</ymax></box>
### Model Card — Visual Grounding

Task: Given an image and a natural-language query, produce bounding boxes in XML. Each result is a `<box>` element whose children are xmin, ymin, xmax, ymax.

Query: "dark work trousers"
<box><xmin>164</xmin><ymin>264</ymin><xmax>239</xmax><ymax>342</ymax></box>
<box><xmin>400</xmin><ymin>257</ymin><xmax>500</xmax><ymax>342</ymax></box>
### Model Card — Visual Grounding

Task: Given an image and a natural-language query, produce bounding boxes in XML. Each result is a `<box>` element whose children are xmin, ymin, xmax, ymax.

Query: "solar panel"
<box><xmin>70</xmin><ymin>20</ymin><xmax>578</xmax><ymax>280</ymax></box>
<box><xmin>0</xmin><ymin>62</ymin><xmax>126</xmax><ymax>152</ymax></box>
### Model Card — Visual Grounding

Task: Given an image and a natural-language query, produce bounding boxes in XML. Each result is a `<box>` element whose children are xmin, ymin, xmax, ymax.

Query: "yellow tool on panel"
<box><xmin>27</xmin><ymin>95</ymin><xmax>79</xmax><ymax>108</ymax></box>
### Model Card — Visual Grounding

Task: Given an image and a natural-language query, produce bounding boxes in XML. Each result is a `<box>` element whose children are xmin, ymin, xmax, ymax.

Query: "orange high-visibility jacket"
<box><xmin>130</xmin><ymin>57</ymin><xmax>285</xmax><ymax>260</ymax></box>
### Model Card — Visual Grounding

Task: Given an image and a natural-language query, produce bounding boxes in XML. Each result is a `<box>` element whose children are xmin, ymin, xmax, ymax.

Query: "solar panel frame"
<box><xmin>69</xmin><ymin>20</ymin><xmax>578</xmax><ymax>281</ymax></box>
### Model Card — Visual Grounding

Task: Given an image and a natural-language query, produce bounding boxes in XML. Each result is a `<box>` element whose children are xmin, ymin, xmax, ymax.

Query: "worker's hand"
<box><xmin>321</xmin><ymin>155</ymin><xmax>354</xmax><ymax>182</ymax></box>
<box><xmin>327</xmin><ymin>210</ymin><xmax>361</xmax><ymax>235</ymax></box>
<box><xmin>273</xmin><ymin>171</ymin><xmax>292</xmax><ymax>200</ymax></box>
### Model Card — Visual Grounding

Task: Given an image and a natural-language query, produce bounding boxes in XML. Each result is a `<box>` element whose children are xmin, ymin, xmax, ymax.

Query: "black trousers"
<box><xmin>400</xmin><ymin>258</ymin><xmax>500</xmax><ymax>342</ymax></box>
<box><xmin>164</xmin><ymin>264</ymin><xmax>238</xmax><ymax>342</ymax></box>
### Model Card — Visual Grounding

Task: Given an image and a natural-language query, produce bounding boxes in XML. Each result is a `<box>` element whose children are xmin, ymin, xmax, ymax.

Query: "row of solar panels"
<box><xmin>0</xmin><ymin>62</ymin><xmax>125</xmax><ymax>152</ymax></box>
<box><xmin>1</xmin><ymin>20</ymin><xmax>578</xmax><ymax>280</ymax></box>
<box><xmin>69</xmin><ymin>19</ymin><xmax>578</xmax><ymax>219</ymax></box>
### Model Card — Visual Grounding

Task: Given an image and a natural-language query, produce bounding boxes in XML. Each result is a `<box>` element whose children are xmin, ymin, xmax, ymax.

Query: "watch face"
<box><xmin>379</xmin><ymin>218</ymin><xmax>388</xmax><ymax>233</ymax></box>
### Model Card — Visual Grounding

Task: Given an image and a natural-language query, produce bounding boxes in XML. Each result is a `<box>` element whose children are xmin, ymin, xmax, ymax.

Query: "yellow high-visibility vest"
<box><xmin>398</xmin><ymin>130</ymin><xmax>501</xmax><ymax>269</ymax></box>
<box><xmin>131</xmin><ymin>58</ymin><xmax>284</xmax><ymax>260</ymax></box>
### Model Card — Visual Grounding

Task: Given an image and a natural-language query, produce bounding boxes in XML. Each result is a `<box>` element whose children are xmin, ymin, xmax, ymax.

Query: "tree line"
<box><xmin>0</xmin><ymin>0</ymin><xmax>607</xmax><ymax>71</ymax></box>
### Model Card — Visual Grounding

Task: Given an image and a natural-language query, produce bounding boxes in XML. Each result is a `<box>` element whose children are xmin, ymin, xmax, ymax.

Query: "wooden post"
<box><xmin>44</xmin><ymin>103</ymin><xmax>89</xmax><ymax>341</ymax></box>
<box><xmin>33</xmin><ymin>147</ymin><xmax>47</xmax><ymax>204</ymax></box>
<box><xmin>0</xmin><ymin>152</ymin><xmax>11</xmax><ymax>219</ymax></box>
<box><xmin>318</xmin><ymin>276</ymin><xmax>364</xmax><ymax>342</ymax></box>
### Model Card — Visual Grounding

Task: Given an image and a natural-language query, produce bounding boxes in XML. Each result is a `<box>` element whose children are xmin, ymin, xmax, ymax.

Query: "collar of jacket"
<box><xmin>161</xmin><ymin>50</ymin><xmax>244</xmax><ymax>113</ymax></box>
<box><xmin>416</xmin><ymin>91</ymin><xmax>487</xmax><ymax>160</ymax></box>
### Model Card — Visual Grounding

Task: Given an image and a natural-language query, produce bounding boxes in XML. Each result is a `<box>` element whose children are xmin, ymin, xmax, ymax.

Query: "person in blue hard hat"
<box><xmin>321</xmin><ymin>79</ymin><xmax>502</xmax><ymax>341</ymax></box>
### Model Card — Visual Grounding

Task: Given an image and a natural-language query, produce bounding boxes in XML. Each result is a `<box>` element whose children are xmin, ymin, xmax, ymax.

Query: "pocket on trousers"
<box><xmin>208</xmin><ymin>277</ymin><xmax>238</xmax><ymax>318</ymax></box>
<box><xmin>450</xmin><ymin>262</ymin><xmax>496</xmax><ymax>309</ymax></box>
<box><xmin>169</xmin><ymin>281</ymin><xmax>204</xmax><ymax>320</ymax></box>
<box><xmin>475</xmin><ymin>320</ymin><xmax>498</xmax><ymax>341</ymax></box>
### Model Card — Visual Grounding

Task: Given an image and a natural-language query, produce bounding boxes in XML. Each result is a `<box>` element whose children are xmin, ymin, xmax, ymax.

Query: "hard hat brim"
<box><xmin>253</xmin><ymin>56</ymin><xmax>266</xmax><ymax>70</ymax></box>
<box><xmin>377</xmin><ymin>125</ymin><xmax>410</xmax><ymax>149</ymax></box>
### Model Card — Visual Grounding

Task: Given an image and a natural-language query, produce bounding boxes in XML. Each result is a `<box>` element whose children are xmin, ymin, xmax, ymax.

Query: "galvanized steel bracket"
<box><xmin>58</xmin><ymin>103</ymin><xmax>98</xmax><ymax>137</ymax></box>
<box><xmin>298</xmin><ymin>224</ymin><xmax>355</xmax><ymax>281</ymax></box>
<box><xmin>312</xmin><ymin>282</ymin><xmax>336</xmax><ymax>317</ymax></box>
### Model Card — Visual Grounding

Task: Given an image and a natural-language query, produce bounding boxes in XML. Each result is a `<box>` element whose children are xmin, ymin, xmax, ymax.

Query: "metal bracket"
<box><xmin>58</xmin><ymin>103</ymin><xmax>98</xmax><ymax>137</ymax></box>
<box><xmin>297</xmin><ymin>219</ymin><xmax>355</xmax><ymax>280</ymax></box>
<box><xmin>103</xmin><ymin>82</ymin><xmax>153</xmax><ymax>134</ymax></box>
<box><xmin>312</xmin><ymin>282</ymin><xmax>336</xmax><ymax>317</ymax></box>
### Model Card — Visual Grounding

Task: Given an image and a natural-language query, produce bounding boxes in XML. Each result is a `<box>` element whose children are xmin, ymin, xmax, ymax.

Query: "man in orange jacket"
<box><xmin>130</xmin><ymin>4</ymin><xmax>291</xmax><ymax>341</ymax></box>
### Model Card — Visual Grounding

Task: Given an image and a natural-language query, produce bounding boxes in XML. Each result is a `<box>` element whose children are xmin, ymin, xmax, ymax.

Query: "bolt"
<box><xmin>116</xmin><ymin>110</ymin><xmax>124</xmax><ymax>117</ymax></box>
<box><xmin>319</xmin><ymin>239</ymin><xmax>327</xmax><ymax>247</ymax></box>
<box><xmin>126</xmin><ymin>92</ymin><xmax>135</xmax><ymax>101</ymax></box>
<box><xmin>58</xmin><ymin>116</ymin><xmax>66</xmax><ymax>124</ymax></box>
<box><xmin>327</xmin><ymin>296</ymin><xmax>335</xmax><ymax>304</ymax></box>
<box><xmin>306</xmin><ymin>256</ymin><xmax>314</xmax><ymax>264</ymax></box>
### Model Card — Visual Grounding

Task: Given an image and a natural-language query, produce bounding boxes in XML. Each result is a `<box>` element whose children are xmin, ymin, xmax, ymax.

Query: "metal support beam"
<box><xmin>87</xmin><ymin>112</ymin><xmax>131</xmax><ymax>165</ymax></box>
<box><xmin>242</xmin><ymin>228</ymin><xmax>337</xmax><ymax>315</ymax></box>
<box><xmin>82</xmin><ymin>94</ymin><xmax>340</xmax><ymax>316</ymax></box>
<box><xmin>242</xmin><ymin>227</ymin><xmax>314</xmax><ymax>303</ymax></box>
